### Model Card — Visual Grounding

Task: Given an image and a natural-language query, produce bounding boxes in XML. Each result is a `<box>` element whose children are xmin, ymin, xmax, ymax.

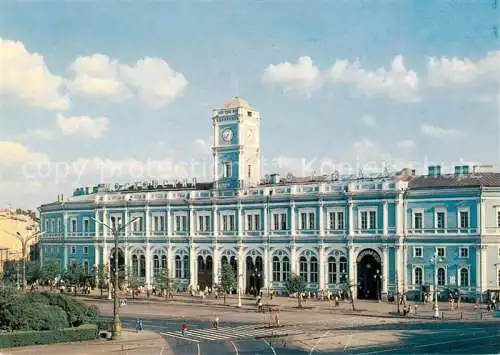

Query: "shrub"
<box><xmin>0</xmin><ymin>324</ymin><xmax>99</xmax><ymax>349</ymax></box>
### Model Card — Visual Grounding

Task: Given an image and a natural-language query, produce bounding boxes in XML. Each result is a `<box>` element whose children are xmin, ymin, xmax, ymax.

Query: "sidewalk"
<box><xmin>1</xmin><ymin>329</ymin><xmax>172</xmax><ymax>355</ymax></box>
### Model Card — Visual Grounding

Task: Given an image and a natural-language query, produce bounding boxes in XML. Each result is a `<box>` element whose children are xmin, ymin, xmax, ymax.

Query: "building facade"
<box><xmin>38</xmin><ymin>98</ymin><xmax>500</xmax><ymax>301</ymax></box>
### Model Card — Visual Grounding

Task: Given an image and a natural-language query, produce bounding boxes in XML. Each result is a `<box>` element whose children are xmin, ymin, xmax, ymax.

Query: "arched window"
<box><xmin>175</xmin><ymin>255</ymin><xmax>181</xmax><ymax>278</ymax></box>
<box><xmin>132</xmin><ymin>255</ymin><xmax>139</xmax><ymax>277</ymax></box>
<box><xmin>310</xmin><ymin>256</ymin><xmax>318</xmax><ymax>283</ymax></box>
<box><xmin>339</xmin><ymin>256</ymin><xmax>347</xmax><ymax>282</ymax></box>
<box><xmin>328</xmin><ymin>257</ymin><xmax>337</xmax><ymax>284</ymax></box>
<box><xmin>272</xmin><ymin>256</ymin><xmax>281</xmax><ymax>282</ymax></box>
<box><xmin>198</xmin><ymin>255</ymin><xmax>205</xmax><ymax>272</ymax></box>
<box><xmin>459</xmin><ymin>268</ymin><xmax>469</xmax><ymax>287</ymax></box>
<box><xmin>206</xmin><ymin>256</ymin><xmax>213</xmax><ymax>270</ymax></box>
<box><xmin>282</xmin><ymin>256</ymin><xmax>290</xmax><ymax>281</ymax></box>
<box><xmin>139</xmin><ymin>255</ymin><xmax>146</xmax><ymax>278</ymax></box>
<box><xmin>414</xmin><ymin>267</ymin><xmax>423</xmax><ymax>285</ymax></box>
<box><xmin>183</xmin><ymin>255</ymin><xmax>189</xmax><ymax>279</ymax></box>
<box><xmin>221</xmin><ymin>256</ymin><xmax>228</xmax><ymax>266</ymax></box>
<box><xmin>299</xmin><ymin>256</ymin><xmax>308</xmax><ymax>282</ymax></box>
<box><xmin>161</xmin><ymin>255</ymin><xmax>167</xmax><ymax>270</ymax></box>
<box><xmin>153</xmin><ymin>255</ymin><xmax>160</xmax><ymax>276</ymax></box>
<box><xmin>437</xmin><ymin>267</ymin><xmax>446</xmax><ymax>286</ymax></box>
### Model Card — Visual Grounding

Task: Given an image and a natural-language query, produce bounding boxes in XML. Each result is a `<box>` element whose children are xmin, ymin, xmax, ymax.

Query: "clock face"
<box><xmin>222</xmin><ymin>128</ymin><xmax>233</xmax><ymax>142</ymax></box>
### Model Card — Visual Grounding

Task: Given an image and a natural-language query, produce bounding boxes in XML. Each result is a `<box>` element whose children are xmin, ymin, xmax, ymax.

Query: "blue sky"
<box><xmin>0</xmin><ymin>0</ymin><xmax>499</xmax><ymax>208</ymax></box>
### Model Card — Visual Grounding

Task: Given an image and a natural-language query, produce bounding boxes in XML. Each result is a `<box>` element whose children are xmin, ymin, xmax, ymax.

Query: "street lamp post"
<box><xmin>91</xmin><ymin>216</ymin><xmax>138</xmax><ymax>339</ymax></box>
<box><xmin>237</xmin><ymin>272</ymin><xmax>243</xmax><ymax>308</ymax></box>
<box><xmin>374</xmin><ymin>269</ymin><xmax>381</xmax><ymax>302</ymax></box>
<box><xmin>430</xmin><ymin>251</ymin><xmax>441</xmax><ymax>319</ymax></box>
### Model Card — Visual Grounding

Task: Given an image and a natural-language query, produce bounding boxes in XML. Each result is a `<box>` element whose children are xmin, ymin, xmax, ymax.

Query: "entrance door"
<box><xmin>197</xmin><ymin>255</ymin><xmax>213</xmax><ymax>289</ymax></box>
<box><xmin>246</xmin><ymin>256</ymin><xmax>263</xmax><ymax>295</ymax></box>
<box><xmin>356</xmin><ymin>249</ymin><xmax>382</xmax><ymax>300</ymax></box>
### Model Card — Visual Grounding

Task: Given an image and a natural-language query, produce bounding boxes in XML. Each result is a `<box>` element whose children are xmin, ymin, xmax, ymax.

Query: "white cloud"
<box><xmin>56</xmin><ymin>113</ymin><xmax>109</xmax><ymax>138</ymax></box>
<box><xmin>0</xmin><ymin>38</ymin><xmax>69</xmax><ymax>110</ymax></box>
<box><xmin>420</xmin><ymin>124</ymin><xmax>460</xmax><ymax>139</ymax></box>
<box><xmin>0</xmin><ymin>141</ymin><xmax>49</xmax><ymax>166</ymax></box>
<box><xmin>67</xmin><ymin>54</ymin><xmax>187</xmax><ymax>108</ymax></box>
<box><xmin>17</xmin><ymin>129</ymin><xmax>56</xmax><ymax>141</ymax></box>
<box><xmin>427</xmin><ymin>51</ymin><xmax>500</xmax><ymax>87</ymax></box>
<box><xmin>262</xmin><ymin>56</ymin><xmax>319</xmax><ymax>93</ymax></box>
<box><xmin>328</xmin><ymin>55</ymin><xmax>420</xmax><ymax>102</ymax></box>
<box><xmin>361</xmin><ymin>114</ymin><xmax>376</xmax><ymax>126</ymax></box>
<box><xmin>397</xmin><ymin>139</ymin><xmax>416</xmax><ymax>149</ymax></box>
<box><xmin>192</xmin><ymin>138</ymin><xmax>210</xmax><ymax>154</ymax></box>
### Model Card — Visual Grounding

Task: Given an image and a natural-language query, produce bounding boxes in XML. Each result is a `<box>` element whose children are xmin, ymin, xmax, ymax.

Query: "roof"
<box><xmin>408</xmin><ymin>172</ymin><xmax>500</xmax><ymax>189</ymax></box>
<box><xmin>224</xmin><ymin>97</ymin><xmax>251</xmax><ymax>109</ymax></box>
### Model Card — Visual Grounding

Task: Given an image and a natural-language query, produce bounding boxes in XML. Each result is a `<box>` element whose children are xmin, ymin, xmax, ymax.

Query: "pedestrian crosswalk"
<box><xmin>160</xmin><ymin>324</ymin><xmax>296</xmax><ymax>342</ymax></box>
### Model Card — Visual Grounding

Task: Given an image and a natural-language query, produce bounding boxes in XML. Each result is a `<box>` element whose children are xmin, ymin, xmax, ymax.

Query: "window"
<box><xmin>83</xmin><ymin>219</ymin><xmax>89</xmax><ymax>233</ymax></box>
<box><xmin>222</xmin><ymin>214</ymin><xmax>235</xmax><ymax>231</ymax></box>
<box><xmin>282</xmin><ymin>256</ymin><xmax>290</xmax><ymax>281</ymax></box>
<box><xmin>360</xmin><ymin>210</ymin><xmax>377</xmax><ymax>230</ymax></box>
<box><xmin>310</xmin><ymin>257</ymin><xmax>318</xmax><ymax>283</ymax></box>
<box><xmin>153</xmin><ymin>255</ymin><xmax>160</xmax><ymax>276</ymax></box>
<box><xmin>57</xmin><ymin>218</ymin><xmax>62</xmax><ymax>233</ymax></box>
<box><xmin>436</xmin><ymin>211</ymin><xmax>446</xmax><ymax>229</ymax></box>
<box><xmin>182</xmin><ymin>255</ymin><xmax>189</xmax><ymax>279</ymax></box>
<box><xmin>497</xmin><ymin>210</ymin><xmax>500</xmax><ymax>228</ymax></box>
<box><xmin>459</xmin><ymin>247</ymin><xmax>468</xmax><ymax>258</ymax></box>
<box><xmin>50</xmin><ymin>219</ymin><xmax>55</xmax><ymax>233</ymax></box>
<box><xmin>459</xmin><ymin>268</ymin><xmax>469</xmax><ymax>287</ymax></box>
<box><xmin>437</xmin><ymin>267</ymin><xmax>446</xmax><ymax>286</ymax></box>
<box><xmin>132</xmin><ymin>217</ymin><xmax>143</xmax><ymax>232</ymax></box>
<box><xmin>223</xmin><ymin>162</ymin><xmax>232</xmax><ymax>178</ymax></box>
<box><xmin>299</xmin><ymin>257</ymin><xmax>308</xmax><ymax>281</ymax></box>
<box><xmin>161</xmin><ymin>255</ymin><xmax>167</xmax><ymax>269</ymax></box>
<box><xmin>436</xmin><ymin>247</ymin><xmax>445</xmax><ymax>258</ymax></box>
<box><xmin>272</xmin><ymin>256</ymin><xmax>280</xmax><ymax>282</ymax></box>
<box><xmin>83</xmin><ymin>246</ymin><xmax>88</xmax><ymax>255</ymax></box>
<box><xmin>71</xmin><ymin>246</ymin><xmax>76</xmax><ymax>254</ymax></box>
<box><xmin>175</xmin><ymin>256</ymin><xmax>182</xmax><ymax>278</ymax></box>
<box><xmin>328</xmin><ymin>257</ymin><xmax>337</xmax><ymax>284</ymax></box>
<box><xmin>153</xmin><ymin>215</ymin><xmax>165</xmax><ymax>232</ymax></box>
<box><xmin>248</xmin><ymin>165</ymin><xmax>252</xmax><ymax>178</ymax></box>
<box><xmin>414</xmin><ymin>267</ymin><xmax>423</xmax><ymax>285</ymax></box>
<box><xmin>459</xmin><ymin>209</ymin><xmax>469</xmax><ymax>229</ymax></box>
<box><xmin>198</xmin><ymin>215</ymin><xmax>210</xmax><ymax>232</ymax></box>
<box><xmin>71</xmin><ymin>219</ymin><xmax>77</xmax><ymax>233</ymax></box>
<box><xmin>299</xmin><ymin>211</ymin><xmax>315</xmax><ymax>230</ymax></box>
<box><xmin>414</xmin><ymin>211</ymin><xmax>423</xmax><ymax>230</ymax></box>
<box><xmin>497</xmin><ymin>269</ymin><xmax>500</xmax><ymax>287</ymax></box>
<box><xmin>247</xmin><ymin>213</ymin><xmax>260</xmax><ymax>231</ymax></box>
<box><xmin>175</xmin><ymin>215</ymin><xmax>187</xmax><ymax>232</ymax></box>
<box><xmin>339</xmin><ymin>257</ymin><xmax>347</xmax><ymax>279</ymax></box>
<box><xmin>45</xmin><ymin>219</ymin><xmax>49</xmax><ymax>232</ymax></box>
<box><xmin>272</xmin><ymin>213</ymin><xmax>287</xmax><ymax>230</ymax></box>
<box><xmin>329</xmin><ymin>211</ymin><xmax>344</xmax><ymax>230</ymax></box>
<box><xmin>413</xmin><ymin>247</ymin><xmax>423</xmax><ymax>258</ymax></box>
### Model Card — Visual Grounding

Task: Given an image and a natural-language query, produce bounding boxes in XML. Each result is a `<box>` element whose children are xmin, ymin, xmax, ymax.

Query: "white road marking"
<box><xmin>264</xmin><ymin>339</ymin><xmax>277</xmax><ymax>355</ymax></box>
<box><xmin>230</xmin><ymin>341</ymin><xmax>239</xmax><ymax>355</ymax></box>
<box><xmin>197</xmin><ymin>343</ymin><xmax>201</xmax><ymax>355</ymax></box>
<box><xmin>160</xmin><ymin>332</ymin><xmax>200</xmax><ymax>343</ymax></box>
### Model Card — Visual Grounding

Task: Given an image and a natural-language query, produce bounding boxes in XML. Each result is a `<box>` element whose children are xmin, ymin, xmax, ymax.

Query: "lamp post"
<box><xmin>374</xmin><ymin>269</ymin><xmax>381</xmax><ymax>302</ymax></box>
<box><xmin>430</xmin><ymin>251</ymin><xmax>442</xmax><ymax>319</ymax></box>
<box><xmin>91</xmin><ymin>216</ymin><xmax>139</xmax><ymax>339</ymax></box>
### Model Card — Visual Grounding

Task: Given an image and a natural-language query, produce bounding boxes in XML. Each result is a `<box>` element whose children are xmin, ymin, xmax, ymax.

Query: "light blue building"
<box><xmin>38</xmin><ymin>98</ymin><xmax>500</xmax><ymax>301</ymax></box>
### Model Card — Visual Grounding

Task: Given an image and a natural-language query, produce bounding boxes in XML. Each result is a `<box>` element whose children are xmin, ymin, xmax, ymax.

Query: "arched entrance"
<box><xmin>246</xmin><ymin>255</ymin><xmax>263</xmax><ymax>295</ymax></box>
<box><xmin>197</xmin><ymin>255</ymin><xmax>213</xmax><ymax>289</ymax></box>
<box><xmin>109</xmin><ymin>248</ymin><xmax>125</xmax><ymax>287</ymax></box>
<box><xmin>356</xmin><ymin>249</ymin><xmax>382</xmax><ymax>300</ymax></box>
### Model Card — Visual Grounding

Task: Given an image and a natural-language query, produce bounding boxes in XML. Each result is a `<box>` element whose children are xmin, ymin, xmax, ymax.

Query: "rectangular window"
<box><xmin>369</xmin><ymin>211</ymin><xmax>376</xmax><ymax>229</ymax></box>
<box><xmin>246</xmin><ymin>213</ymin><xmax>260</xmax><ymax>231</ymax></box>
<box><xmin>414</xmin><ymin>247</ymin><xmax>423</xmax><ymax>257</ymax></box>
<box><xmin>272</xmin><ymin>212</ymin><xmax>287</xmax><ymax>230</ymax></box>
<box><xmin>436</xmin><ymin>247</ymin><xmax>445</xmax><ymax>257</ymax></box>
<box><xmin>300</xmin><ymin>213</ymin><xmax>307</xmax><ymax>230</ymax></box>
<box><xmin>223</xmin><ymin>162</ymin><xmax>232</xmax><ymax>178</ymax></box>
<box><xmin>459</xmin><ymin>210</ymin><xmax>469</xmax><ymax>229</ymax></box>
<box><xmin>497</xmin><ymin>211</ymin><xmax>500</xmax><ymax>228</ymax></box>
<box><xmin>71</xmin><ymin>219</ymin><xmax>77</xmax><ymax>233</ymax></box>
<box><xmin>414</xmin><ymin>212</ymin><xmax>423</xmax><ymax>230</ymax></box>
<box><xmin>329</xmin><ymin>211</ymin><xmax>345</xmax><ymax>230</ymax></box>
<box><xmin>198</xmin><ymin>215</ymin><xmax>210</xmax><ymax>232</ymax></box>
<box><xmin>459</xmin><ymin>247</ymin><xmax>468</xmax><ymax>258</ymax></box>
<box><xmin>337</xmin><ymin>211</ymin><xmax>344</xmax><ymax>229</ymax></box>
<box><xmin>175</xmin><ymin>215</ymin><xmax>187</xmax><ymax>232</ymax></box>
<box><xmin>83</xmin><ymin>246</ymin><xmax>88</xmax><ymax>254</ymax></box>
<box><xmin>248</xmin><ymin>165</ymin><xmax>251</xmax><ymax>178</ymax></box>
<box><xmin>222</xmin><ymin>215</ymin><xmax>235</xmax><ymax>231</ymax></box>
<box><xmin>299</xmin><ymin>211</ymin><xmax>315</xmax><ymax>230</ymax></box>
<box><xmin>436</xmin><ymin>212</ymin><xmax>445</xmax><ymax>229</ymax></box>
<box><xmin>70</xmin><ymin>246</ymin><xmax>76</xmax><ymax>254</ymax></box>
<box><xmin>83</xmin><ymin>219</ymin><xmax>89</xmax><ymax>233</ymax></box>
<box><xmin>361</xmin><ymin>212</ymin><xmax>368</xmax><ymax>230</ymax></box>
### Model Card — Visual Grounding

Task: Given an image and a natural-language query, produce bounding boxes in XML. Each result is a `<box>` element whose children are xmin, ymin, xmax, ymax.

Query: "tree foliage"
<box><xmin>96</xmin><ymin>264</ymin><xmax>108</xmax><ymax>296</ymax></box>
<box><xmin>153</xmin><ymin>267</ymin><xmax>177</xmax><ymax>297</ymax></box>
<box><xmin>40</xmin><ymin>260</ymin><xmax>60</xmax><ymax>285</ymax></box>
<box><xmin>219</xmin><ymin>263</ymin><xmax>236</xmax><ymax>305</ymax></box>
<box><xmin>126</xmin><ymin>267</ymin><xmax>143</xmax><ymax>299</ymax></box>
<box><xmin>284</xmin><ymin>273</ymin><xmax>307</xmax><ymax>308</ymax></box>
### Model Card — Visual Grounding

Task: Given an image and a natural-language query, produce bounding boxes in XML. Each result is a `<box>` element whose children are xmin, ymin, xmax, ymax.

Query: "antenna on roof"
<box><xmin>358</xmin><ymin>168</ymin><xmax>364</xmax><ymax>179</ymax></box>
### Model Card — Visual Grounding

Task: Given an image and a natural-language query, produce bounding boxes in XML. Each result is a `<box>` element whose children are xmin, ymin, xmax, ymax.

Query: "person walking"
<box><xmin>181</xmin><ymin>321</ymin><xmax>188</xmax><ymax>336</ymax></box>
<box><xmin>213</xmin><ymin>316</ymin><xmax>219</xmax><ymax>329</ymax></box>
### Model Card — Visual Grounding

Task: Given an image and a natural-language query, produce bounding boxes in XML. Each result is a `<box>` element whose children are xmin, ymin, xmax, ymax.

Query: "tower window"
<box><xmin>223</xmin><ymin>162</ymin><xmax>232</xmax><ymax>178</ymax></box>
<box><xmin>248</xmin><ymin>165</ymin><xmax>252</xmax><ymax>178</ymax></box>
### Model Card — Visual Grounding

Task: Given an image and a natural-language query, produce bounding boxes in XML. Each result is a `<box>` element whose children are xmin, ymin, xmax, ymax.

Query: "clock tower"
<box><xmin>212</xmin><ymin>97</ymin><xmax>261</xmax><ymax>189</ymax></box>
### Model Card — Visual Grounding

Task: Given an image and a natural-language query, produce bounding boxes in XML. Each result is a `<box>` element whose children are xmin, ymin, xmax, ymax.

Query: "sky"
<box><xmin>0</xmin><ymin>0</ymin><xmax>499</xmax><ymax>209</ymax></box>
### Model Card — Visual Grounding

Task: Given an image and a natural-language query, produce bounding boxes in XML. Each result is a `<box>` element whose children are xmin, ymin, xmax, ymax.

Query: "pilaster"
<box><xmin>189</xmin><ymin>204</ymin><xmax>195</xmax><ymax>237</ymax></box>
<box><xmin>263</xmin><ymin>244</ymin><xmax>269</xmax><ymax>291</ymax></box>
<box><xmin>213</xmin><ymin>206</ymin><xmax>219</xmax><ymax>239</ymax></box>
<box><xmin>167</xmin><ymin>241</ymin><xmax>174</xmax><ymax>279</ymax></box>
<box><xmin>166</xmin><ymin>207</ymin><xmax>172</xmax><ymax>238</ymax></box>
<box><xmin>290</xmin><ymin>242</ymin><xmax>297</xmax><ymax>275</ymax></box>
<box><xmin>237</xmin><ymin>203</ymin><xmax>243</xmax><ymax>237</ymax></box>
<box><xmin>145</xmin><ymin>243</ymin><xmax>151</xmax><ymax>287</ymax></box>
<box><xmin>348</xmin><ymin>243</ymin><xmax>356</xmax><ymax>298</ymax></box>
<box><xmin>145</xmin><ymin>205</ymin><xmax>151</xmax><ymax>239</ymax></box>
<box><xmin>348</xmin><ymin>200</ymin><xmax>354</xmax><ymax>236</ymax></box>
<box><xmin>480</xmin><ymin>245</ymin><xmax>487</xmax><ymax>295</ymax></box>
<box><xmin>319</xmin><ymin>243</ymin><xmax>325</xmax><ymax>290</ymax></box>
<box><xmin>238</xmin><ymin>242</ymin><xmax>244</xmax><ymax>291</ymax></box>
<box><xmin>319</xmin><ymin>201</ymin><xmax>325</xmax><ymax>237</ymax></box>
<box><xmin>395</xmin><ymin>196</ymin><xmax>403</xmax><ymax>236</ymax></box>
<box><xmin>382</xmin><ymin>201</ymin><xmax>388</xmax><ymax>236</ymax></box>
<box><xmin>212</xmin><ymin>244</ymin><xmax>219</xmax><ymax>285</ymax></box>
<box><xmin>189</xmin><ymin>242</ymin><xmax>196</xmax><ymax>287</ymax></box>
<box><xmin>290</xmin><ymin>202</ymin><xmax>296</xmax><ymax>238</ymax></box>
<box><xmin>382</xmin><ymin>245</ymin><xmax>388</xmax><ymax>297</ymax></box>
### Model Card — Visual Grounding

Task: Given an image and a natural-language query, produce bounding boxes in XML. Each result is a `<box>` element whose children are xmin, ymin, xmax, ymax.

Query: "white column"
<box><xmin>39</xmin><ymin>246</ymin><xmax>43</xmax><ymax>267</ymax></box>
<box><xmin>263</xmin><ymin>245</ymin><xmax>269</xmax><ymax>290</ymax></box>
<box><xmin>102</xmin><ymin>208</ymin><xmax>108</xmax><ymax>241</ymax></box>
<box><xmin>480</xmin><ymin>246</ymin><xmax>487</xmax><ymax>295</ymax></box>
<box><xmin>479</xmin><ymin>198</ymin><xmax>486</xmax><ymax>235</ymax></box>
<box><xmin>319</xmin><ymin>202</ymin><xmax>325</xmax><ymax>237</ymax></box>
<box><xmin>166</xmin><ymin>207</ymin><xmax>172</xmax><ymax>238</ymax></box>
<box><xmin>348</xmin><ymin>200</ymin><xmax>354</xmax><ymax>236</ymax></box>
<box><xmin>238</xmin><ymin>243</ymin><xmax>244</xmax><ymax>291</ymax></box>
<box><xmin>263</xmin><ymin>204</ymin><xmax>268</xmax><ymax>237</ymax></box>
<box><xmin>348</xmin><ymin>244</ymin><xmax>356</xmax><ymax>298</ymax></box>
<box><xmin>63</xmin><ymin>244</ymin><xmax>68</xmax><ymax>270</ymax></box>
<box><xmin>395</xmin><ymin>245</ymin><xmax>402</xmax><ymax>294</ymax></box>
<box><xmin>94</xmin><ymin>245</ymin><xmax>100</xmax><ymax>269</ymax></box>
<box><xmin>395</xmin><ymin>197</ymin><xmax>403</xmax><ymax>236</ymax></box>
<box><xmin>145</xmin><ymin>206</ymin><xmax>151</xmax><ymax>238</ymax></box>
<box><xmin>145</xmin><ymin>244</ymin><xmax>151</xmax><ymax>287</ymax></box>
<box><xmin>403</xmin><ymin>244</ymin><xmax>408</xmax><ymax>291</ymax></box>
<box><xmin>382</xmin><ymin>246</ymin><xmax>388</xmax><ymax>296</ymax></box>
<box><xmin>237</xmin><ymin>204</ymin><xmax>243</xmax><ymax>238</ymax></box>
<box><xmin>213</xmin><ymin>206</ymin><xmax>218</xmax><ymax>238</ymax></box>
<box><xmin>475</xmin><ymin>246</ymin><xmax>481</xmax><ymax>296</ymax></box>
<box><xmin>383</xmin><ymin>201</ymin><xmax>388</xmax><ymax>236</ymax></box>
<box><xmin>212</xmin><ymin>244</ymin><xmax>219</xmax><ymax>285</ymax></box>
<box><xmin>290</xmin><ymin>243</ymin><xmax>297</xmax><ymax>275</ymax></box>
<box><xmin>168</xmin><ymin>242</ymin><xmax>174</xmax><ymax>279</ymax></box>
<box><xmin>189</xmin><ymin>242</ymin><xmax>196</xmax><ymax>287</ymax></box>
<box><xmin>63</xmin><ymin>212</ymin><xmax>68</xmax><ymax>269</ymax></box>
<box><xmin>189</xmin><ymin>205</ymin><xmax>195</xmax><ymax>237</ymax></box>
<box><xmin>319</xmin><ymin>243</ymin><xmax>325</xmax><ymax>290</ymax></box>
<box><xmin>124</xmin><ymin>208</ymin><xmax>129</xmax><ymax>271</ymax></box>
<box><xmin>290</xmin><ymin>202</ymin><xmax>296</xmax><ymax>237</ymax></box>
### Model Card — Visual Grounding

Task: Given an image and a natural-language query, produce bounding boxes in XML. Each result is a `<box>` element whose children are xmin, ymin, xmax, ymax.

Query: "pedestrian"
<box><xmin>181</xmin><ymin>321</ymin><xmax>188</xmax><ymax>335</ymax></box>
<box><xmin>274</xmin><ymin>314</ymin><xmax>280</xmax><ymax>328</ymax></box>
<box><xmin>213</xmin><ymin>316</ymin><xmax>219</xmax><ymax>329</ymax></box>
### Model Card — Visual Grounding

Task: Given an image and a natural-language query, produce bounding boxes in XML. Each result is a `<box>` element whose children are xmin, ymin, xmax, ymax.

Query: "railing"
<box><xmin>406</xmin><ymin>228</ymin><xmax>478</xmax><ymax>235</ymax></box>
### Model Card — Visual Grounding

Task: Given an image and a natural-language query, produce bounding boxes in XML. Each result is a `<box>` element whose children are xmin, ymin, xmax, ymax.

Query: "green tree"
<box><xmin>126</xmin><ymin>267</ymin><xmax>142</xmax><ymax>299</ymax></box>
<box><xmin>96</xmin><ymin>264</ymin><xmax>109</xmax><ymax>297</ymax></box>
<box><xmin>40</xmin><ymin>260</ymin><xmax>60</xmax><ymax>286</ymax></box>
<box><xmin>219</xmin><ymin>263</ymin><xmax>236</xmax><ymax>305</ymax></box>
<box><xmin>63</xmin><ymin>264</ymin><xmax>86</xmax><ymax>295</ymax></box>
<box><xmin>284</xmin><ymin>273</ymin><xmax>307</xmax><ymax>308</ymax></box>
<box><xmin>25</xmin><ymin>261</ymin><xmax>42</xmax><ymax>285</ymax></box>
